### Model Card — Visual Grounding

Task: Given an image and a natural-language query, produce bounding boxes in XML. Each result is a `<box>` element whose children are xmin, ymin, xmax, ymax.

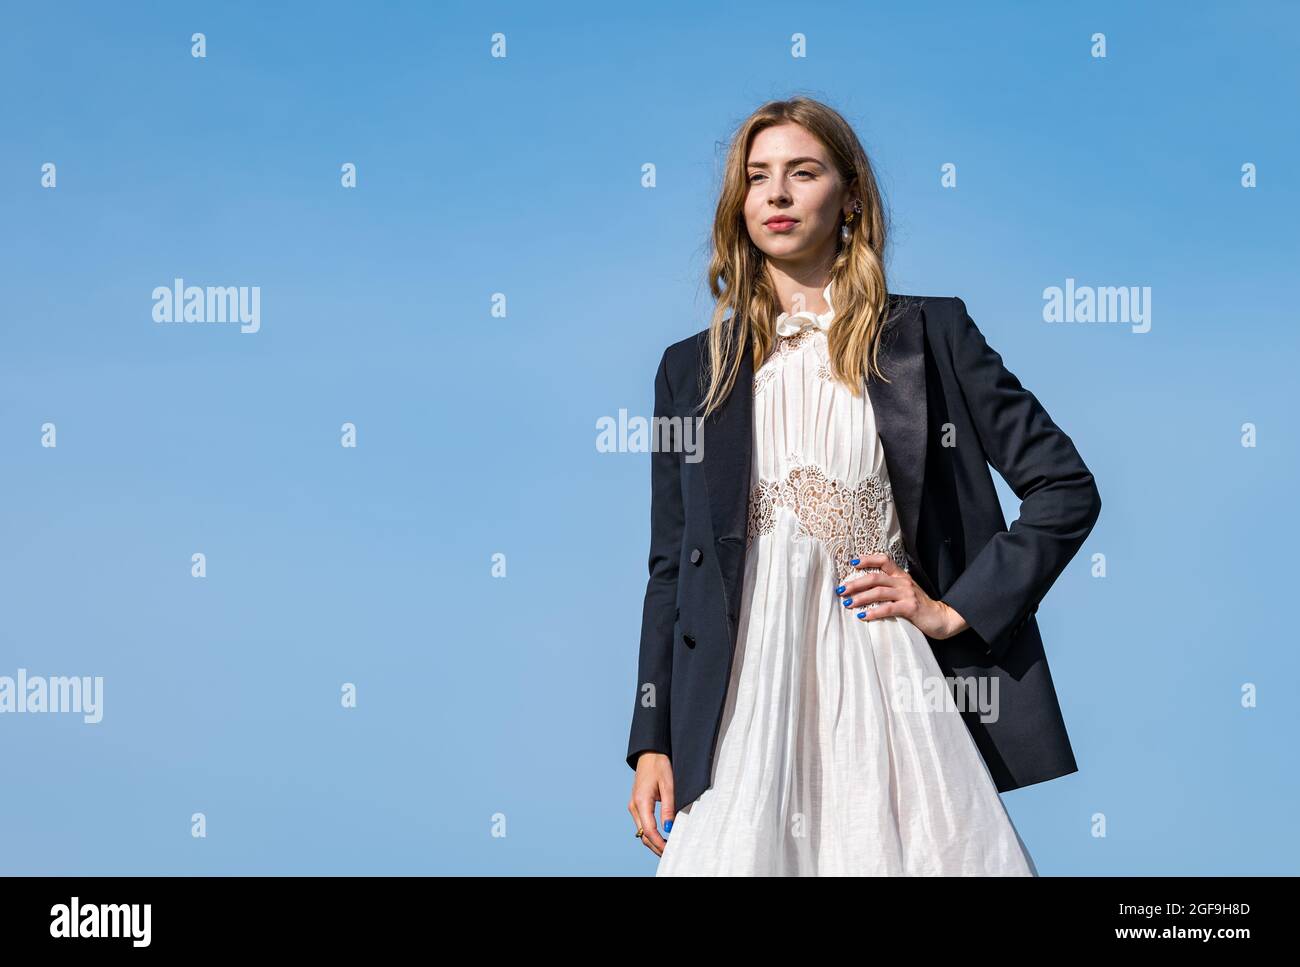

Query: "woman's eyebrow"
<box><xmin>747</xmin><ymin>157</ymin><xmax>826</xmax><ymax>169</ymax></box>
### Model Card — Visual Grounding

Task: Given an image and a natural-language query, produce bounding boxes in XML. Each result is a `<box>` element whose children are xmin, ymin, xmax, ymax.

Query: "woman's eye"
<box><xmin>748</xmin><ymin>170</ymin><xmax>814</xmax><ymax>184</ymax></box>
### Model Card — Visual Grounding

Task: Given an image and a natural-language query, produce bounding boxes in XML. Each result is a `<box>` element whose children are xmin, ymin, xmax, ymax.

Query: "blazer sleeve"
<box><xmin>626</xmin><ymin>347</ymin><xmax>685</xmax><ymax>770</ymax></box>
<box><xmin>938</xmin><ymin>298</ymin><xmax>1102</xmax><ymax>661</ymax></box>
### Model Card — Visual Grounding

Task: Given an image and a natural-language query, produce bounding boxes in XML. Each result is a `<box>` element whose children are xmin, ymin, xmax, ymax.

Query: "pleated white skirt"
<box><xmin>656</xmin><ymin>509</ymin><xmax>1038</xmax><ymax>876</ymax></box>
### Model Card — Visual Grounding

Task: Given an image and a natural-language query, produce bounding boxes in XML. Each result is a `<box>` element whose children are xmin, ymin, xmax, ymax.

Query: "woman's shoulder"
<box><xmin>648</xmin><ymin>331</ymin><xmax>707</xmax><ymax>391</ymax></box>
<box><xmin>887</xmin><ymin>293</ymin><xmax>985</xmax><ymax>349</ymax></box>
<box><xmin>889</xmin><ymin>291</ymin><xmax>967</xmax><ymax>323</ymax></box>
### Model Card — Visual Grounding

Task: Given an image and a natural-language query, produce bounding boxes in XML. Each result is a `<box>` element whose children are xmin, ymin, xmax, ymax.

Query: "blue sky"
<box><xmin>1</xmin><ymin>1</ymin><xmax>1297</xmax><ymax>874</ymax></box>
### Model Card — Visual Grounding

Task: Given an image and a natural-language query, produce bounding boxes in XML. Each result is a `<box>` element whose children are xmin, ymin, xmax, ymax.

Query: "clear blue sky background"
<box><xmin>2</xmin><ymin>1</ymin><xmax>1297</xmax><ymax>875</ymax></box>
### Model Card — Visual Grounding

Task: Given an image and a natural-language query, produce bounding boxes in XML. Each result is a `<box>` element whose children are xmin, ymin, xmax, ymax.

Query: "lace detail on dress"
<box><xmin>778</xmin><ymin>329</ymin><xmax>817</xmax><ymax>352</ymax></box>
<box><xmin>746</xmin><ymin>463</ymin><xmax>910</xmax><ymax>585</ymax></box>
<box><xmin>753</xmin><ymin>331</ymin><xmax>835</xmax><ymax>397</ymax></box>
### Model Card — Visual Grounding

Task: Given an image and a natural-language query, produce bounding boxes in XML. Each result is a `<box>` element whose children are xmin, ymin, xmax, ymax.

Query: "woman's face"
<box><xmin>743</xmin><ymin>123</ymin><xmax>852</xmax><ymax>269</ymax></box>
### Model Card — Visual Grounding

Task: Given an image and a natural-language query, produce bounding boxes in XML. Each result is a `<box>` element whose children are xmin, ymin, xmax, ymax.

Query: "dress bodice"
<box><xmin>746</xmin><ymin>285</ymin><xmax>909</xmax><ymax>584</ymax></box>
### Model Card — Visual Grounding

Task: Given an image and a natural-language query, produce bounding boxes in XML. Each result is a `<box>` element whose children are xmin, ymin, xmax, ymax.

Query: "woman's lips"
<box><xmin>765</xmin><ymin>218</ymin><xmax>798</xmax><ymax>232</ymax></box>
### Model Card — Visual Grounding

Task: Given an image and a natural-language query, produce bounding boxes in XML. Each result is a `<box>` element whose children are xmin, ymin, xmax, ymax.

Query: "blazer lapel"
<box><xmin>697</xmin><ymin>333</ymin><xmax>754</xmax><ymax>627</ymax></box>
<box><xmin>699</xmin><ymin>295</ymin><xmax>933</xmax><ymax>631</ymax></box>
<box><xmin>699</xmin><ymin>333</ymin><xmax>754</xmax><ymax>546</ymax></box>
<box><xmin>865</xmin><ymin>297</ymin><xmax>933</xmax><ymax>592</ymax></box>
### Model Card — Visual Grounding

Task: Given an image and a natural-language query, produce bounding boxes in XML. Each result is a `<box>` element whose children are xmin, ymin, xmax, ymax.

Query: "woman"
<box><xmin>625</xmin><ymin>97</ymin><xmax>1101</xmax><ymax>875</ymax></box>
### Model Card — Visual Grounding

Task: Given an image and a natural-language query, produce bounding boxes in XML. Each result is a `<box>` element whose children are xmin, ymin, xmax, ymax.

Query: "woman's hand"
<box><xmin>835</xmin><ymin>552</ymin><xmax>970</xmax><ymax>640</ymax></box>
<box><xmin>628</xmin><ymin>752</ymin><xmax>675</xmax><ymax>857</ymax></box>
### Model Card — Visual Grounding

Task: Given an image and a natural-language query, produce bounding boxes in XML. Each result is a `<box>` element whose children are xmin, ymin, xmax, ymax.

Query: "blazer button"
<box><xmin>682</xmin><ymin>632</ymin><xmax>696</xmax><ymax>648</ymax></box>
<box><xmin>689</xmin><ymin>547</ymin><xmax>703</xmax><ymax>566</ymax></box>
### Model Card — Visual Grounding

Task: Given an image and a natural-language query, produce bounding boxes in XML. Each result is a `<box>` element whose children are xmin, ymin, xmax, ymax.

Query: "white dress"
<box><xmin>656</xmin><ymin>282</ymin><xmax>1037</xmax><ymax>876</ymax></box>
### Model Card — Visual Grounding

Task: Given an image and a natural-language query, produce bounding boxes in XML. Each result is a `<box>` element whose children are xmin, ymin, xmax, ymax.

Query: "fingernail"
<box><xmin>857</xmin><ymin>612</ymin><xmax>866</xmax><ymax>619</ymax></box>
<box><xmin>842</xmin><ymin>598</ymin><xmax>854</xmax><ymax>607</ymax></box>
<box><xmin>664</xmin><ymin>819</ymin><xmax>673</xmax><ymax>832</ymax></box>
<box><xmin>850</xmin><ymin>558</ymin><xmax>860</xmax><ymax>566</ymax></box>
<box><xmin>834</xmin><ymin>585</ymin><xmax>845</xmax><ymax>594</ymax></box>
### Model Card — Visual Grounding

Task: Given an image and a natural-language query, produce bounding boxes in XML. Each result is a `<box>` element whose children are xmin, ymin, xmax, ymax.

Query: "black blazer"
<box><xmin>626</xmin><ymin>293</ymin><xmax>1102</xmax><ymax>814</ymax></box>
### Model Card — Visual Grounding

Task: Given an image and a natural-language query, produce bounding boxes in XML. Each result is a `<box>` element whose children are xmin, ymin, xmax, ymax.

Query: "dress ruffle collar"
<box><xmin>775</xmin><ymin>280</ymin><xmax>836</xmax><ymax>338</ymax></box>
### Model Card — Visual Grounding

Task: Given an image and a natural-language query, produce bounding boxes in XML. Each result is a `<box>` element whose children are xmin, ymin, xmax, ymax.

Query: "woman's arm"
<box><xmin>938</xmin><ymin>298</ymin><xmax>1102</xmax><ymax>661</ymax></box>
<box><xmin>626</xmin><ymin>347</ymin><xmax>684</xmax><ymax>769</ymax></box>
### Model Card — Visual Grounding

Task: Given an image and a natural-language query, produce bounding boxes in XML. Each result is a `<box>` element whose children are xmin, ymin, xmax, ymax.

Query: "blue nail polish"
<box><xmin>857</xmin><ymin>612</ymin><xmax>866</xmax><ymax>618</ymax></box>
<box><xmin>834</xmin><ymin>585</ymin><xmax>845</xmax><ymax>594</ymax></box>
<box><xmin>850</xmin><ymin>558</ymin><xmax>860</xmax><ymax>566</ymax></box>
<box><xmin>664</xmin><ymin>819</ymin><xmax>673</xmax><ymax>832</ymax></box>
<box><xmin>842</xmin><ymin>598</ymin><xmax>853</xmax><ymax>607</ymax></box>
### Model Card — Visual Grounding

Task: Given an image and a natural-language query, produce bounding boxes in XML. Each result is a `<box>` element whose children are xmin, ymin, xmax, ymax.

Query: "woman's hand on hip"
<box><xmin>835</xmin><ymin>552</ymin><xmax>969</xmax><ymax>640</ymax></box>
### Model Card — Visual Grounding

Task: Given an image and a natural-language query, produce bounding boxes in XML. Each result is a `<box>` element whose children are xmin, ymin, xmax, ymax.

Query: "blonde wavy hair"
<box><xmin>696</xmin><ymin>97</ymin><xmax>895</xmax><ymax>420</ymax></box>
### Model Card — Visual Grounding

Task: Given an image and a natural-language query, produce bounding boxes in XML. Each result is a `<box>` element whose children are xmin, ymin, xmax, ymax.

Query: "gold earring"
<box><xmin>841</xmin><ymin>202</ymin><xmax>862</xmax><ymax>241</ymax></box>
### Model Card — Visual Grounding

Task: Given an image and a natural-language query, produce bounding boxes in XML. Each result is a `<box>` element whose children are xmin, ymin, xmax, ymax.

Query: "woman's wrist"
<box><xmin>938</xmin><ymin>601</ymin><xmax>969</xmax><ymax>639</ymax></box>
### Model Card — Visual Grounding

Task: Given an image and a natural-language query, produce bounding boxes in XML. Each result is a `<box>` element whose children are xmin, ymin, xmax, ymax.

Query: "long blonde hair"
<box><xmin>696</xmin><ymin>97</ymin><xmax>895</xmax><ymax>419</ymax></box>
